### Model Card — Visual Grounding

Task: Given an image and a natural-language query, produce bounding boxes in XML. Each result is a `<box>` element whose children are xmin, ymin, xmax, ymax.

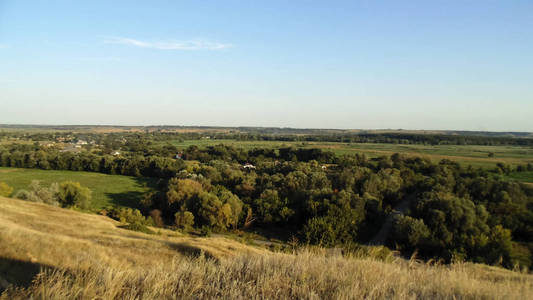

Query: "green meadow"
<box><xmin>0</xmin><ymin>167</ymin><xmax>157</xmax><ymax>211</ymax></box>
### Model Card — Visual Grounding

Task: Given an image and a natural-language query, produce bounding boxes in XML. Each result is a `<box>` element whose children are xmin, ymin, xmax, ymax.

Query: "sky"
<box><xmin>0</xmin><ymin>0</ymin><xmax>532</xmax><ymax>131</ymax></box>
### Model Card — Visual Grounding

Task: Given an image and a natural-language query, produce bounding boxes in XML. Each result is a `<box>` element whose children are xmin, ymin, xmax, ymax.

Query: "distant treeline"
<box><xmin>228</xmin><ymin>132</ymin><xmax>533</xmax><ymax>146</ymax></box>
<box><xmin>2</xmin><ymin>130</ymin><xmax>533</xmax><ymax>146</ymax></box>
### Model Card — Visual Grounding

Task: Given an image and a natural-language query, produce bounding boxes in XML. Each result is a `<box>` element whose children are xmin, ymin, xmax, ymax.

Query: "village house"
<box><xmin>243</xmin><ymin>163</ymin><xmax>256</xmax><ymax>170</ymax></box>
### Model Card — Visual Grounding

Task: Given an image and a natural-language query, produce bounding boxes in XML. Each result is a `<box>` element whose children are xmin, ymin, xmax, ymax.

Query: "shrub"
<box><xmin>149</xmin><ymin>209</ymin><xmax>164</xmax><ymax>227</ymax></box>
<box><xmin>199</xmin><ymin>225</ymin><xmax>211</xmax><ymax>237</ymax></box>
<box><xmin>123</xmin><ymin>222</ymin><xmax>155</xmax><ymax>234</ymax></box>
<box><xmin>13</xmin><ymin>181</ymin><xmax>60</xmax><ymax>206</ymax></box>
<box><xmin>14</xmin><ymin>189</ymin><xmax>37</xmax><ymax>202</ymax></box>
<box><xmin>28</xmin><ymin>181</ymin><xmax>59</xmax><ymax>205</ymax></box>
<box><xmin>175</xmin><ymin>210</ymin><xmax>194</xmax><ymax>231</ymax></box>
<box><xmin>0</xmin><ymin>182</ymin><xmax>13</xmax><ymax>197</ymax></box>
<box><xmin>111</xmin><ymin>208</ymin><xmax>152</xmax><ymax>226</ymax></box>
<box><xmin>302</xmin><ymin>217</ymin><xmax>337</xmax><ymax>247</ymax></box>
<box><xmin>110</xmin><ymin>207</ymin><xmax>155</xmax><ymax>234</ymax></box>
<box><xmin>56</xmin><ymin>181</ymin><xmax>92</xmax><ymax>210</ymax></box>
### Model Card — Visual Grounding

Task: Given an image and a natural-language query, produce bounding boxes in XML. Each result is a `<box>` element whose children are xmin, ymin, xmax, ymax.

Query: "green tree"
<box><xmin>391</xmin><ymin>215</ymin><xmax>431</xmax><ymax>252</ymax></box>
<box><xmin>175</xmin><ymin>210</ymin><xmax>195</xmax><ymax>230</ymax></box>
<box><xmin>57</xmin><ymin>181</ymin><xmax>92</xmax><ymax>209</ymax></box>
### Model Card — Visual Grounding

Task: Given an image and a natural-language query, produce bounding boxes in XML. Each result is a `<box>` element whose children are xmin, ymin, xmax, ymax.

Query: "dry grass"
<box><xmin>1</xmin><ymin>196</ymin><xmax>533</xmax><ymax>299</ymax></box>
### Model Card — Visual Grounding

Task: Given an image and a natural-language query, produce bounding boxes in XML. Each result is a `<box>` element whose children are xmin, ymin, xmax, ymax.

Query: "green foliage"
<box><xmin>391</xmin><ymin>215</ymin><xmax>430</xmax><ymax>252</ymax></box>
<box><xmin>0</xmin><ymin>181</ymin><xmax>13</xmax><ymax>197</ymax></box>
<box><xmin>199</xmin><ymin>225</ymin><xmax>212</xmax><ymax>237</ymax></box>
<box><xmin>165</xmin><ymin>178</ymin><xmax>243</xmax><ymax>231</ymax></box>
<box><xmin>123</xmin><ymin>222</ymin><xmax>155</xmax><ymax>234</ymax></box>
<box><xmin>175</xmin><ymin>210</ymin><xmax>194</xmax><ymax>230</ymax></box>
<box><xmin>112</xmin><ymin>207</ymin><xmax>152</xmax><ymax>226</ymax></box>
<box><xmin>302</xmin><ymin>217</ymin><xmax>337</xmax><ymax>246</ymax></box>
<box><xmin>110</xmin><ymin>207</ymin><xmax>154</xmax><ymax>234</ymax></box>
<box><xmin>57</xmin><ymin>181</ymin><xmax>92</xmax><ymax>210</ymax></box>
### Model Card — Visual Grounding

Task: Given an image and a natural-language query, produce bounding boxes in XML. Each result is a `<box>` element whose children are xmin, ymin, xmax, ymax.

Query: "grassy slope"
<box><xmin>165</xmin><ymin>139</ymin><xmax>533</xmax><ymax>169</ymax></box>
<box><xmin>0</xmin><ymin>167</ymin><xmax>158</xmax><ymax>210</ymax></box>
<box><xmin>1</xmin><ymin>196</ymin><xmax>533</xmax><ymax>299</ymax></box>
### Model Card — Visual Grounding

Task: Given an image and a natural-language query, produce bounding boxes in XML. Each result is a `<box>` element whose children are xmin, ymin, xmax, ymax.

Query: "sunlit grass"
<box><xmin>1</xmin><ymin>196</ymin><xmax>532</xmax><ymax>299</ymax></box>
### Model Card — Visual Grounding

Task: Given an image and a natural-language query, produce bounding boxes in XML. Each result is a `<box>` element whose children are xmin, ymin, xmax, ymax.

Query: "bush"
<box><xmin>302</xmin><ymin>217</ymin><xmax>337</xmax><ymax>247</ymax></box>
<box><xmin>13</xmin><ymin>181</ymin><xmax>60</xmax><ymax>206</ymax></box>
<box><xmin>110</xmin><ymin>207</ymin><xmax>155</xmax><ymax>234</ymax></box>
<box><xmin>199</xmin><ymin>225</ymin><xmax>212</xmax><ymax>237</ymax></box>
<box><xmin>111</xmin><ymin>208</ymin><xmax>152</xmax><ymax>226</ymax></box>
<box><xmin>29</xmin><ymin>181</ymin><xmax>59</xmax><ymax>205</ymax></box>
<box><xmin>175</xmin><ymin>210</ymin><xmax>194</xmax><ymax>231</ymax></box>
<box><xmin>57</xmin><ymin>181</ymin><xmax>92</xmax><ymax>210</ymax></box>
<box><xmin>123</xmin><ymin>222</ymin><xmax>155</xmax><ymax>234</ymax></box>
<box><xmin>391</xmin><ymin>215</ymin><xmax>430</xmax><ymax>252</ymax></box>
<box><xmin>149</xmin><ymin>209</ymin><xmax>164</xmax><ymax>227</ymax></box>
<box><xmin>14</xmin><ymin>189</ymin><xmax>37</xmax><ymax>202</ymax></box>
<box><xmin>0</xmin><ymin>182</ymin><xmax>13</xmax><ymax>197</ymax></box>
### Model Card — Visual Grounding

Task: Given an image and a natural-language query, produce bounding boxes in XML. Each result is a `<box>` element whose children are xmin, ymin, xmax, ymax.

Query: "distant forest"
<box><xmin>2</xmin><ymin>126</ymin><xmax>533</xmax><ymax>146</ymax></box>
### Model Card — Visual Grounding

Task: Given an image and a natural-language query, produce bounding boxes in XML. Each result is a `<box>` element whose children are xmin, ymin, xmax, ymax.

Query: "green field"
<box><xmin>505</xmin><ymin>171</ymin><xmax>533</xmax><ymax>184</ymax></box>
<box><xmin>163</xmin><ymin>139</ymin><xmax>533</xmax><ymax>169</ymax></box>
<box><xmin>0</xmin><ymin>167</ymin><xmax>157</xmax><ymax>211</ymax></box>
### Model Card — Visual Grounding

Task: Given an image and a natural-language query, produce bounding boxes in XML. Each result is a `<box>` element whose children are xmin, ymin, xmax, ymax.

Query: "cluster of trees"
<box><xmin>1</xmin><ymin>138</ymin><xmax>533</xmax><ymax>269</ymax></box>
<box><xmin>0</xmin><ymin>144</ymin><xmax>184</xmax><ymax>178</ymax></box>
<box><xmin>131</xmin><ymin>150</ymin><xmax>533</xmax><ymax>269</ymax></box>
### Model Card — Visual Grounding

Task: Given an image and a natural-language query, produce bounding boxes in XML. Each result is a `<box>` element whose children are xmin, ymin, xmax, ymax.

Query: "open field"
<box><xmin>506</xmin><ymin>171</ymin><xmax>533</xmax><ymax>184</ymax></box>
<box><xmin>1</xmin><ymin>196</ymin><xmax>532</xmax><ymax>299</ymax></box>
<box><xmin>0</xmin><ymin>167</ymin><xmax>157</xmax><ymax>210</ymax></box>
<box><xmin>165</xmin><ymin>139</ymin><xmax>533</xmax><ymax>170</ymax></box>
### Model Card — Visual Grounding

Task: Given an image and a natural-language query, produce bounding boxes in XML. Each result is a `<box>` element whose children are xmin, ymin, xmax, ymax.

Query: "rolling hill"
<box><xmin>1</xmin><ymin>196</ymin><xmax>532</xmax><ymax>299</ymax></box>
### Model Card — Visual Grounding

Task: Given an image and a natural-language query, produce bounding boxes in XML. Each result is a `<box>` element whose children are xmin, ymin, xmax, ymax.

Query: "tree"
<box><xmin>175</xmin><ymin>210</ymin><xmax>195</xmax><ymax>230</ymax></box>
<box><xmin>57</xmin><ymin>181</ymin><xmax>92</xmax><ymax>209</ymax></box>
<box><xmin>166</xmin><ymin>178</ymin><xmax>204</xmax><ymax>211</ymax></box>
<box><xmin>391</xmin><ymin>215</ymin><xmax>430</xmax><ymax>252</ymax></box>
<box><xmin>197</xmin><ymin>192</ymin><xmax>224</xmax><ymax>228</ymax></box>
<box><xmin>0</xmin><ymin>182</ymin><xmax>13</xmax><ymax>197</ymax></box>
<box><xmin>213</xmin><ymin>186</ymin><xmax>243</xmax><ymax>229</ymax></box>
<box><xmin>410</xmin><ymin>191</ymin><xmax>491</xmax><ymax>262</ymax></box>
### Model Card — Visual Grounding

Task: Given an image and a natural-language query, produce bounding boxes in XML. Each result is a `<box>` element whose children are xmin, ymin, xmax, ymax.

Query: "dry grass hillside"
<box><xmin>1</xmin><ymin>196</ymin><xmax>533</xmax><ymax>299</ymax></box>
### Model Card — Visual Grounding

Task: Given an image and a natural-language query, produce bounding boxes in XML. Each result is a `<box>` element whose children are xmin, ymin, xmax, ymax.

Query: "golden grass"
<box><xmin>1</xmin><ymin>196</ymin><xmax>533</xmax><ymax>299</ymax></box>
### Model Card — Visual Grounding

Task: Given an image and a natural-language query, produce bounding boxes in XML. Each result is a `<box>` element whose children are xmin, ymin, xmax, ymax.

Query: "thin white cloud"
<box><xmin>105</xmin><ymin>37</ymin><xmax>232</xmax><ymax>50</ymax></box>
<box><xmin>78</xmin><ymin>57</ymin><xmax>124</xmax><ymax>62</ymax></box>
<box><xmin>0</xmin><ymin>44</ymin><xmax>8</xmax><ymax>49</ymax></box>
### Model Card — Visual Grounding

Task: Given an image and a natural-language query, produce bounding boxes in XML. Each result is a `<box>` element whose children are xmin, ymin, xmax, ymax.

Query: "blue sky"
<box><xmin>1</xmin><ymin>0</ymin><xmax>532</xmax><ymax>131</ymax></box>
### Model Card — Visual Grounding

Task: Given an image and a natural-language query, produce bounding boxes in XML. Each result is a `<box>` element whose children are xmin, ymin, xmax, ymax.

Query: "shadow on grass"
<box><xmin>0</xmin><ymin>257</ymin><xmax>55</xmax><ymax>293</ymax></box>
<box><xmin>104</xmin><ymin>176</ymin><xmax>163</xmax><ymax>209</ymax></box>
<box><xmin>165</xmin><ymin>242</ymin><xmax>217</xmax><ymax>261</ymax></box>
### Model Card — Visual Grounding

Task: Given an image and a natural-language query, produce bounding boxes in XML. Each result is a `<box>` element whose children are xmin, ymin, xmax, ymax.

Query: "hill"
<box><xmin>1</xmin><ymin>196</ymin><xmax>533</xmax><ymax>299</ymax></box>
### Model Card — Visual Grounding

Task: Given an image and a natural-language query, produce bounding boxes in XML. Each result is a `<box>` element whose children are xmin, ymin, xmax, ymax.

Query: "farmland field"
<box><xmin>0</xmin><ymin>167</ymin><xmax>157</xmax><ymax>211</ymax></box>
<box><xmin>163</xmin><ymin>139</ymin><xmax>533</xmax><ymax>169</ymax></box>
